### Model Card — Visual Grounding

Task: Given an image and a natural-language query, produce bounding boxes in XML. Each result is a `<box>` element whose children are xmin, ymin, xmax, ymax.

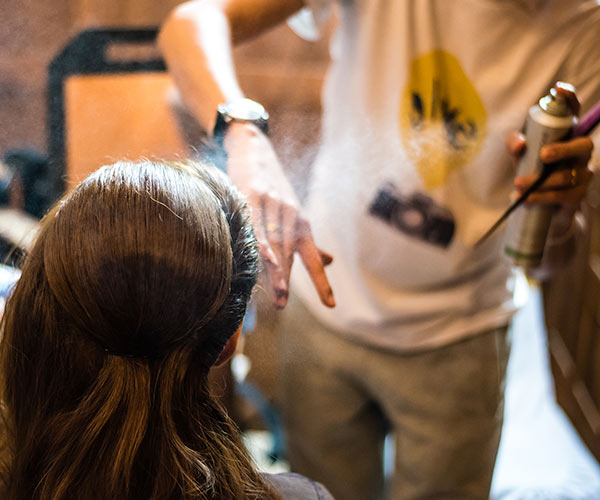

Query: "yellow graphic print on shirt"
<box><xmin>399</xmin><ymin>50</ymin><xmax>487</xmax><ymax>189</ymax></box>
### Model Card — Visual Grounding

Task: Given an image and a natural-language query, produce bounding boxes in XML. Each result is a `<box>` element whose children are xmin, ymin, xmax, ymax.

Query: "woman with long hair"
<box><xmin>0</xmin><ymin>160</ymin><xmax>333</xmax><ymax>500</ymax></box>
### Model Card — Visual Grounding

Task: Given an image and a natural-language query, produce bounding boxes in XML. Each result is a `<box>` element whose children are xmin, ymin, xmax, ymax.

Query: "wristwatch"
<box><xmin>213</xmin><ymin>98</ymin><xmax>269</xmax><ymax>147</ymax></box>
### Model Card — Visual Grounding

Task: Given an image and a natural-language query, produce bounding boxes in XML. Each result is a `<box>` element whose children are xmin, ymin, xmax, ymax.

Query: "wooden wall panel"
<box><xmin>544</xmin><ymin>175</ymin><xmax>600</xmax><ymax>462</ymax></box>
<box><xmin>71</xmin><ymin>0</ymin><xmax>180</xmax><ymax>28</ymax></box>
<box><xmin>0</xmin><ymin>0</ymin><xmax>182</xmax><ymax>153</ymax></box>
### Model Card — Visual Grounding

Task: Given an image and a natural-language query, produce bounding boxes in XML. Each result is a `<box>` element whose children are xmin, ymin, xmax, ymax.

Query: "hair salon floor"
<box><xmin>242</xmin><ymin>279</ymin><xmax>600</xmax><ymax>499</ymax></box>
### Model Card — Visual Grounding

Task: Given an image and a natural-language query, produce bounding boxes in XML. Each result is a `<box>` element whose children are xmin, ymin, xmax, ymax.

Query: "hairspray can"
<box><xmin>504</xmin><ymin>84</ymin><xmax>577</xmax><ymax>268</ymax></box>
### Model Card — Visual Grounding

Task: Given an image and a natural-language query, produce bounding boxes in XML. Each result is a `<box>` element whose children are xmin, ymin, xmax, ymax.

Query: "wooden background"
<box><xmin>0</xmin><ymin>0</ymin><xmax>328</xmax><ymax>158</ymax></box>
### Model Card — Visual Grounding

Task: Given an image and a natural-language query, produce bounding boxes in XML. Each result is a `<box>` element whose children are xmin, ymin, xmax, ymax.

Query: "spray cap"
<box><xmin>539</xmin><ymin>82</ymin><xmax>578</xmax><ymax>117</ymax></box>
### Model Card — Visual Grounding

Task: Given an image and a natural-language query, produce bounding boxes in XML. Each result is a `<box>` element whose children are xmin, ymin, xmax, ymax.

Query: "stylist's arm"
<box><xmin>159</xmin><ymin>0</ymin><xmax>335</xmax><ymax>308</ymax></box>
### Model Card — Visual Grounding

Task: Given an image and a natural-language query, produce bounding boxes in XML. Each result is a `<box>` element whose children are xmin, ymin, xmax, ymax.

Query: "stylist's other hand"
<box><xmin>507</xmin><ymin>84</ymin><xmax>594</xmax><ymax>211</ymax></box>
<box><xmin>224</xmin><ymin>122</ymin><xmax>335</xmax><ymax>309</ymax></box>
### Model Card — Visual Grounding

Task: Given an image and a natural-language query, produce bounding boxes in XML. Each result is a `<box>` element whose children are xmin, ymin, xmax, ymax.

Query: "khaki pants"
<box><xmin>280</xmin><ymin>294</ymin><xmax>510</xmax><ymax>500</ymax></box>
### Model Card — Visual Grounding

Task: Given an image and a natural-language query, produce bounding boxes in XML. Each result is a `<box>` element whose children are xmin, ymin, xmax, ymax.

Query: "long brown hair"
<box><xmin>0</xmin><ymin>160</ymin><xmax>279</xmax><ymax>499</ymax></box>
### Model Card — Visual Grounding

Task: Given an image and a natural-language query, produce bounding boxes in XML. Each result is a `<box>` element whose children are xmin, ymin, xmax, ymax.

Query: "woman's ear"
<box><xmin>213</xmin><ymin>322</ymin><xmax>243</xmax><ymax>367</ymax></box>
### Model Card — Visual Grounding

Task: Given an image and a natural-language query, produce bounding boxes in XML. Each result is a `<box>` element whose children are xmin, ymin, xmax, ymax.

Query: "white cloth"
<box><xmin>290</xmin><ymin>0</ymin><xmax>600</xmax><ymax>350</ymax></box>
<box><xmin>492</xmin><ymin>283</ymin><xmax>600</xmax><ymax>499</ymax></box>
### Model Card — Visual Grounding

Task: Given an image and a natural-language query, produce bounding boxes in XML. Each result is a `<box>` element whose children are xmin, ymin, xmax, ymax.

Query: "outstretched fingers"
<box><xmin>295</xmin><ymin>217</ymin><xmax>335</xmax><ymax>308</ymax></box>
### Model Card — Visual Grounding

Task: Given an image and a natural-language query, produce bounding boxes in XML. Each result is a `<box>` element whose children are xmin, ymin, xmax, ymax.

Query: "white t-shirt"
<box><xmin>290</xmin><ymin>0</ymin><xmax>600</xmax><ymax>350</ymax></box>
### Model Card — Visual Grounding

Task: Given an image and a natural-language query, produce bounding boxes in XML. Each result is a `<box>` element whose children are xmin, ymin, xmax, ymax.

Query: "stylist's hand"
<box><xmin>506</xmin><ymin>83</ymin><xmax>594</xmax><ymax>211</ymax></box>
<box><xmin>224</xmin><ymin>122</ymin><xmax>335</xmax><ymax>309</ymax></box>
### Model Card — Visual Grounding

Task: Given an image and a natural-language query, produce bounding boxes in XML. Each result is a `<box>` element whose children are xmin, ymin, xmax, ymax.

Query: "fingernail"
<box><xmin>275</xmin><ymin>290</ymin><xmax>288</xmax><ymax>309</ymax></box>
<box><xmin>322</xmin><ymin>255</ymin><xmax>333</xmax><ymax>266</ymax></box>
<box><xmin>326</xmin><ymin>291</ymin><xmax>336</xmax><ymax>307</ymax></box>
<box><xmin>275</xmin><ymin>297</ymin><xmax>288</xmax><ymax>309</ymax></box>
<box><xmin>275</xmin><ymin>285</ymin><xmax>288</xmax><ymax>299</ymax></box>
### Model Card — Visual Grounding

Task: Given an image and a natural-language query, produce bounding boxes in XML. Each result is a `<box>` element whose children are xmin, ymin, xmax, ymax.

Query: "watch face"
<box><xmin>223</xmin><ymin>98</ymin><xmax>268</xmax><ymax>121</ymax></box>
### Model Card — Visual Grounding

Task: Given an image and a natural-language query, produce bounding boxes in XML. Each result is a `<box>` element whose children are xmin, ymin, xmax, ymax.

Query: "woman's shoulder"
<box><xmin>263</xmin><ymin>472</ymin><xmax>335</xmax><ymax>500</ymax></box>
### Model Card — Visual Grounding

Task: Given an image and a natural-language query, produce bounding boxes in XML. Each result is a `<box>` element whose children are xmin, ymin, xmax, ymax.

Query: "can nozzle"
<box><xmin>540</xmin><ymin>82</ymin><xmax>579</xmax><ymax>117</ymax></box>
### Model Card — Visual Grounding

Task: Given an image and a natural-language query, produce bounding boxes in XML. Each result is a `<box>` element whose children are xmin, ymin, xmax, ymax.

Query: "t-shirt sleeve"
<box><xmin>287</xmin><ymin>0</ymin><xmax>334</xmax><ymax>41</ymax></box>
